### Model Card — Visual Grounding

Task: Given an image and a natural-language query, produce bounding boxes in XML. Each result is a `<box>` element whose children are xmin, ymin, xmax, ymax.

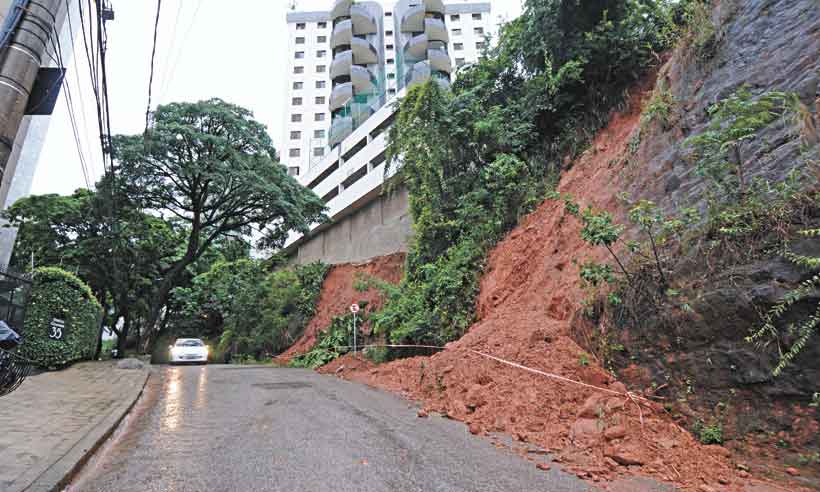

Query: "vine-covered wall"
<box><xmin>18</xmin><ymin>267</ymin><xmax>103</xmax><ymax>368</ymax></box>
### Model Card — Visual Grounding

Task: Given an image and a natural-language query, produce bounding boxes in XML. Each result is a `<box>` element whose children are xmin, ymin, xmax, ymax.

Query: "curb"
<box><xmin>13</xmin><ymin>368</ymin><xmax>151</xmax><ymax>492</ymax></box>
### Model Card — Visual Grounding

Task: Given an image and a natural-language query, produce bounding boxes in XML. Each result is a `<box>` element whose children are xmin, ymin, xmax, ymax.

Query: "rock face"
<box><xmin>574</xmin><ymin>0</ymin><xmax>820</xmax><ymax>464</ymax></box>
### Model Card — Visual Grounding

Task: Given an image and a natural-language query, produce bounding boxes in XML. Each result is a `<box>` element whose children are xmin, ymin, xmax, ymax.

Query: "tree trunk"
<box><xmin>116</xmin><ymin>312</ymin><xmax>130</xmax><ymax>359</ymax></box>
<box><xmin>93</xmin><ymin>299</ymin><xmax>109</xmax><ymax>360</ymax></box>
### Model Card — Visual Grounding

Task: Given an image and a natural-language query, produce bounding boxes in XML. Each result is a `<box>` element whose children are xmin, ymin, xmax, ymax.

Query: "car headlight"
<box><xmin>170</xmin><ymin>347</ymin><xmax>180</xmax><ymax>355</ymax></box>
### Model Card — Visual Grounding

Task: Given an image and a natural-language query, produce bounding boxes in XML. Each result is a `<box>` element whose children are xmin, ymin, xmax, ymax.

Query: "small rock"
<box><xmin>738</xmin><ymin>470</ymin><xmax>750</xmax><ymax>478</ymax></box>
<box><xmin>468</xmin><ymin>423</ymin><xmax>482</xmax><ymax>435</ymax></box>
<box><xmin>736</xmin><ymin>463</ymin><xmax>749</xmax><ymax>471</ymax></box>
<box><xmin>610</xmin><ymin>382</ymin><xmax>628</xmax><ymax>394</ymax></box>
<box><xmin>536</xmin><ymin>463</ymin><xmax>551</xmax><ymax>471</ymax></box>
<box><xmin>116</xmin><ymin>358</ymin><xmax>144</xmax><ymax>370</ymax></box>
<box><xmin>604</xmin><ymin>444</ymin><xmax>645</xmax><ymax>466</ymax></box>
<box><xmin>698</xmin><ymin>485</ymin><xmax>716</xmax><ymax>492</ymax></box>
<box><xmin>570</xmin><ymin>418</ymin><xmax>603</xmax><ymax>446</ymax></box>
<box><xmin>604</xmin><ymin>424</ymin><xmax>627</xmax><ymax>441</ymax></box>
<box><xmin>604</xmin><ymin>457</ymin><xmax>620</xmax><ymax>470</ymax></box>
<box><xmin>786</xmin><ymin>467</ymin><xmax>800</xmax><ymax>476</ymax></box>
<box><xmin>718</xmin><ymin>478</ymin><xmax>729</xmax><ymax>485</ymax></box>
<box><xmin>417</xmin><ymin>409</ymin><xmax>428</xmax><ymax>418</ymax></box>
<box><xmin>335</xmin><ymin>365</ymin><xmax>345</xmax><ymax>374</ymax></box>
<box><xmin>578</xmin><ymin>394</ymin><xmax>606</xmax><ymax>418</ymax></box>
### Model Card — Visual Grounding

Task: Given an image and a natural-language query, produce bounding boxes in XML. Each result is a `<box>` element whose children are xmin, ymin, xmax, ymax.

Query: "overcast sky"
<box><xmin>31</xmin><ymin>0</ymin><xmax>522</xmax><ymax>196</ymax></box>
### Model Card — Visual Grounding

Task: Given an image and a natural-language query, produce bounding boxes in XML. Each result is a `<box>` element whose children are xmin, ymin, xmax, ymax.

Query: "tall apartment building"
<box><xmin>282</xmin><ymin>0</ymin><xmax>493</xmax><ymax>264</ymax></box>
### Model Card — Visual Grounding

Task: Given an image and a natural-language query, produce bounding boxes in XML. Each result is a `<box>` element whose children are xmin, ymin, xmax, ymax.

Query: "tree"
<box><xmin>3</xmin><ymin>187</ymin><xmax>181</xmax><ymax>357</ymax></box>
<box><xmin>113</xmin><ymin>99</ymin><xmax>326</xmax><ymax>345</ymax></box>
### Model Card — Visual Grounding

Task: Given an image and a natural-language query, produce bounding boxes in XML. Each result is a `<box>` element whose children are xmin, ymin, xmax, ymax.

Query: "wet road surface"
<box><xmin>69</xmin><ymin>365</ymin><xmax>597</xmax><ymax>492</ymax></box>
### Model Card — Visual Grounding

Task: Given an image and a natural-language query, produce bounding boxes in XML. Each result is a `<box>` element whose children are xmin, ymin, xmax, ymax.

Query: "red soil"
<box><xmin>321</xmin><ymin>85</ymin><xmax>808</xmax><ymax>491</ymax></box>
<box><xmin>277</xmin><ymin>253</ymin><xmax>405</xmax><ymax>363</ymax></box>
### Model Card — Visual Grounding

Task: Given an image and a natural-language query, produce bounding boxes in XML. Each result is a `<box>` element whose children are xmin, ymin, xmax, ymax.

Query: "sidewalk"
<box><xmin>0</xmin><ymin>360</ymin><xmax>149</xmax><ymax>492</ymax></box>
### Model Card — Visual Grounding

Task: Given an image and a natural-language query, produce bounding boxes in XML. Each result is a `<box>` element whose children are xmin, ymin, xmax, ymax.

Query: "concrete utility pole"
<box><xmin>0</xmin><ymin>0</ymin><xmax>61</xmax><ymax>182</ymax></box>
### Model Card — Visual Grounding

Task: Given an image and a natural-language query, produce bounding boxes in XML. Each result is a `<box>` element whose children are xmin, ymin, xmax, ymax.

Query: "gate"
<box><xmin>0</xmin><ymin>266</ymin><xmax>32</xmax><ymax>396</ymax></box>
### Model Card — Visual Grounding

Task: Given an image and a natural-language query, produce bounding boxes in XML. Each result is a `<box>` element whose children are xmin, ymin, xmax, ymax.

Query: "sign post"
<box><xmin>350</xmin><ymin>303</ymin><xmax>360</xmax><ymax>354</ymax></box>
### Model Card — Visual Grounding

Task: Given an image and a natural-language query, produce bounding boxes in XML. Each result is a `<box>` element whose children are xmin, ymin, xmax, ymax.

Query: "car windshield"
<box><xmin>176</xmin><ymin>340</ymin><xmax>204</xmax><ymax>347</ymax></box>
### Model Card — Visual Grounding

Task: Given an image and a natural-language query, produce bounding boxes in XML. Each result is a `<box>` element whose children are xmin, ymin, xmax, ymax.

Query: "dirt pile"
<box><xmin>277</xmin><ymin>253</ymin><xmax>404</xmax><ymax>363</ymax></box>
<box><xmin>326</xmin><ymin>84</ymin><xmax>808</xmax><ymax>491</ymax></box>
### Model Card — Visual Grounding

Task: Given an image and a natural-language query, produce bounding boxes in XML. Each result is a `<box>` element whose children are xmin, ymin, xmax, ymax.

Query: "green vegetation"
<box><xmin>370</xmin><ymin>0</ymin><xmax>677</xmax><ymax>346</ymax></box>
<box><xmin>174</xmin><ymin>260</ymin><xmax>329</xmax><ymax>361</ymax></box>
<box><xmin>18</xmin><ymin>267</ymin><xmax>103</xmax><ymax>368</ymax></box>
<box><xmin>5</xmin><ymin>98</ymin><xmax>326</xmax><ymax>361</ymax></box>
<box><xmin>290</xmin><ymin>311</ymin><xmax>359</xmax><ymax>369</ymax></box>
<box><xmin>693</xmin><ymin>419</ymin><xmax>723</xmax><ymax>444</ymax></box>
<box><xmin>641</xmin><ymin>81</ymin><xmax>676</xmax><ymax>131</ymax></box>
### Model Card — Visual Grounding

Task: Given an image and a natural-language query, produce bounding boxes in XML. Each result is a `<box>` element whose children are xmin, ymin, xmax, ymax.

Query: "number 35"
<box><xmin>49</xmin><ymin>326</ymin><xmax>63</xmax><ymax>339</ymax></box>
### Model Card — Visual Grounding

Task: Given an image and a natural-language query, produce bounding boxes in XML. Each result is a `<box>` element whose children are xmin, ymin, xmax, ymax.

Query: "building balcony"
<box><xmin>404</xmin><ymin>33</ymin><xmax>428</xmax><ymax>61</ymax></box>
<box><xmin>351</xmin><ymin>36</ymin><xmax>379</xmax><ymax>65</ymax></box>
<box><xmin>350</xmin><ymin>65</ymin><xmax>377</xmax><ymax>94</ymax></box>
<box><xmin>428</xmin><ymin>46</ymin><xmax>451</xmax><ymax>73</ymax></box>
<box><xmin>331</xmin><ymin>19</ymin><xmax>353</xmax><ymax>49</ymax></box>
<box><xmin>424</xmin><ymin>17</ymin><xmax>448</xmax><ymax>43</ymax></box>
<box><xmin>424</xmin><ymin>0</ymin><xmax>446</xmax><ymax>14</ymax></box>
<box><xmin>405</xmin><ymin>60</ymin><xmax>431</xmax><ymax>88</ymax></box>
<box><xmin>400</xmin><ymin>3</ymin><xmax>425</xmax><ymax>32</ymax></box>
<box><xmin>330</xmin><ymin>50</ymin><xmax>353</xmax><ymax>80</ymax></box>
<box><xmin>350</xmin><ymin>4</ymin><xmax>377</xmax><ymax>35</ymax></box>
<box><xmin>329</xmin><ymin>115</ymin><xmax>354</xmax><ymax>147</ymax></box>
<box><xmin>330</xmin><ymin>0</ymin><xmax>352</xmax><ymax>20</ymax></box>
<box><xmin>329</xmin><ymin>82</ymin><xmax>353</xmax><ymax>111</ymax></box>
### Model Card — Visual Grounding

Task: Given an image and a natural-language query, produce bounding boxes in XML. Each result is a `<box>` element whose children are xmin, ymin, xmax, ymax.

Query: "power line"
<box><xmin>144</xmin><ymin>0</ymin><xmax>162</xmax><ymax>133</ymax></box>
<box><xmin>157</xmin><ymin>0</ymin><xmax>203</xmax><ymax>103</ymax></box>
<box><xmin>155</xmin><ymin>0</ymin><xmax>183</xmax><ymax>99</ymax></box>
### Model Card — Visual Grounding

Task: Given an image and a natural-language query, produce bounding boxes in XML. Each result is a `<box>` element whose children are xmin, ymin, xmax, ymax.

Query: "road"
<box><xmin>68</xmin><ymin>365</ymin><xmax>598</xmax><ymax>492</ymax></box>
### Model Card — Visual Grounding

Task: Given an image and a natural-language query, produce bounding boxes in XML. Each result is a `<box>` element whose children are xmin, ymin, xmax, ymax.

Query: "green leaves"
<box><xmin>17</xmin><ymin>268</ymin><xmax>102</xmax><ymax>368</ymax></box>
<box><xmin>580</xmin><ymin>208</ymin><xmax>624</xmax><ymax>247</ymax></box>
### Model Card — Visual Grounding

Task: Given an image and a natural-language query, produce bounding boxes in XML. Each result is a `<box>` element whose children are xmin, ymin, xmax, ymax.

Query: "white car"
<box><xmin>169</xmin><ymin>338</ymin><xmax>209</xmax><ymax>364</ymax></box>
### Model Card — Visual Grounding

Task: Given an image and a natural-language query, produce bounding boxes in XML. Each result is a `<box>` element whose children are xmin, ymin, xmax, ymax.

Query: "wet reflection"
<box><xmin>194</xmin><ymin>366</ymin><xmax>207</xmax><ymax>409</ymax></box>
<box><xmin>161</xmin><ymin>368</ymin><xmax>182</xmax><ymax>432</ymax></box>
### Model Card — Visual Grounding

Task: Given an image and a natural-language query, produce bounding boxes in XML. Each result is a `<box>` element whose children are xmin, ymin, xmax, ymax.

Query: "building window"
<box><xmin>452</xmin><ymin>28</ymin><xmax>461</xmax><ymax>36</ymax></box>
<box><xmin>454</xmin><ymin>43</ymin><xmax>463</xmax><ymax>51</ymax></box>
<box><xmin>315</xmin><ymin>96</ymin><xmax>326</xmax><ymax>104</ymax></box>
<box><xmin>293</xmin><ymin>81</ymin><xmax>303</xmax><ymax>90</ymax></box>
<box><xmin>296</xmin><ymin>36</ymin><xmax>305</xmax><ymax>44</ymax></box>
<box><xmin>292</xmin><ymin>97</ymin><xmax>303</xmax><ymax>105</ymax></box>
<box><xmin>472</xmin><ymin>13</ymin><xmax>482</xmax><ymax>20</ymax></box>
<box><xmin>316</xmin><ymin>80</ymin><xmax>326</xmax><ymax>89</ymax></box>
<box><xmin>295</xmin><ymin>51</ymin><xmax>305</xmax><ymax>59</ymax></box>
<box><xmin>476</xmin><ymin>41</ymin><xmax>485</xmax><ymax>49</ymax></box>
<box><xmin>290</xmin><ymin>131</ymin><xmax>301</xmax><ymax>140</ymax></box>
<box><xmin>385</xmin><ymin>30</ymin><xmax>393</xmax><ymax>36</ymax></box>
<box><xmin>387</xmin><ymin>73</ymin><xmax>396</xmax><ymax>79</ymax></box>
<box><xmin>316</xmin><ymin>65</ymin><xmax>326</xmax><ymax>73</ymax></box>
<box><xmin>315</xmin><ymin>113</ymin><xmax>325</xmax><ymax>121</ymax></box>
<box><xmin>386</xmin><ymin>44</ymin><xmax>394</xmax><ymax>50</ymax></box>
<box><xmin>296</xmin><ymin>22</ymin><xmax>305</xmax><ymax>30</ymax></box>
<box><xmin>291</xmin><ymin>114</ymin><xmax>302</xmax><ymax>122</ymax></box>
<box><xmin>386</xmin><ymin>58</ymin><xmax>394</xmax><ymax>64</ymax></box>
<box><xmin>388</xmin><ymin>88</ymin><xmax>396</xmax><ymax>96</ymax></box>
<box><xmin>317</xmin><ymin>35</ymin><xmax>327</xmax><ymax>43</ymax></box>
<box><xmin>289</xmin><ymin>148</ymin><xmax>301</xmax><ymax>157</ymax></box>
<box><xmin>314</xmin><ymin>147</ymin><xmax>325</xmax><ymax>157</ymax></box>
<box><xmin>474</xmin><ymin>27</ymin><xmax>484</xmax><ymax>35</ymax></box>
<box><xmin>450</xmin><ymin>14</ymin><xmax>460</xmax><ymax>21</ymax></box>
<box><xmin>288</xmin><ymin>166</ymin><xmax>300</xmax><ymax>177</ymax></box>
<box><xmin>318</xmin><ymin>21</ymin><xmax>327</xmax><ymax>28</ymax></box>
<box><xmin>294</xmin><ymin>66</ymin><xmax>304</xmax><ymax>74</ymax></box>
<box><xmin>317</xmin><ymin>50</ymin><xmax>326</xmax><ymax>58</ymax></box>
<box><xmin>385</xmin><ymin>11</ymin><xmax>392</xmax><ymax>16</ymax></box>
<box><xmin>456</xmin><ymin>58</ymin><xmax>466</xmax><ymax>67</ymax></box>
<box><xmin>314</xmin><ymin>129</ymin><xmax>326</xmax><ymax>139</ymax></box>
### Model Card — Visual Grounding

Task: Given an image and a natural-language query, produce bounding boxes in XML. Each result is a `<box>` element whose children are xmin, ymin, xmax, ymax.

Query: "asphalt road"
<box><xmin>68</xmin><ymin>365</ymin><xmax>598</xmax><ymax>492</ymax></box>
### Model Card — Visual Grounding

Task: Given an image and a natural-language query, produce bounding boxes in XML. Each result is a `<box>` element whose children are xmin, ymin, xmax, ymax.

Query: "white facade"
<box><xmin>283</xmin><ymin>0</ymin><xmax>492</xmax><ymax>178</ymax></box>
<box><xmin>282</xmin><ymin>0</ymin><xmax>492</xmax><ymax>254</ymax></box>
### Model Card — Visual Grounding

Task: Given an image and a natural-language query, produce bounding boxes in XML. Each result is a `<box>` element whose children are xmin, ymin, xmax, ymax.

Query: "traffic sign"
<box><xmin>350</xmin><ymin>303</ymin><xmax>360</xmax><ymax>314</ymax></box>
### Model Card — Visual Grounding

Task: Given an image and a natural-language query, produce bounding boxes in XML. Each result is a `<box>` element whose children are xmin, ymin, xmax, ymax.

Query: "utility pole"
<box><xmin>0</xmin><ymin>0</ymin><xmax>62</xmax><ymax>181</ymax></box>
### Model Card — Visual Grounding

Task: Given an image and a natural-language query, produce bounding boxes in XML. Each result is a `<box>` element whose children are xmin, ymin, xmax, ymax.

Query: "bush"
<box><xmin>289</xmin><ymin>313</ymin><xmax>356</xmax><ymax>369</ymax></box>
<box><xmin>18</xmin><ymin>267</ymin><xmax>103</xmax><ymax>368</ymax></box>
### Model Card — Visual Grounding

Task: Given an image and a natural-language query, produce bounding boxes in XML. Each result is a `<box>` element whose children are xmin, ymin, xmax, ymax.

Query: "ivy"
<box><xmin>17</xmin><ymin>267</ymin><xmax>103</xmax><ymax>368</ymax></box>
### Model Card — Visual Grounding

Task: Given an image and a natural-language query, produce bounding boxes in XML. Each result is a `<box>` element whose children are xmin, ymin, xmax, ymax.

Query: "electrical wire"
<box><xmin>144</xmin><ymin>0</ymin><xmax>162</xmax><ymax>133</ymax></box>
<box><xmin>157</xmin><ymin>0</ymin><xmax>203</xmax><ymax>104</ymax></box>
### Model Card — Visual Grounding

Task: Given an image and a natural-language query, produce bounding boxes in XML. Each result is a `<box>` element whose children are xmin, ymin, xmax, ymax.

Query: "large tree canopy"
<box><xmin>112</xmin><ymin>98</ymin><xmax>326</xmax><ymax>341</ymax></box>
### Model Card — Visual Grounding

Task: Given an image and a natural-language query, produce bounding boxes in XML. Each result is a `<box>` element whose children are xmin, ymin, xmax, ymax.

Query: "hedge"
<box><xmin>17</xmin><ymin>267</ymin><xmax>103</xmax><ymax>368</ymax></box>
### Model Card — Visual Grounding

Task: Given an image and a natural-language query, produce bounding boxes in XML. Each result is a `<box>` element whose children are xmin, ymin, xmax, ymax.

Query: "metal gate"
<box><xmin>0</xmin><ymin>266</ymin><xmax>32</xmax><ymax>396</ymax></box>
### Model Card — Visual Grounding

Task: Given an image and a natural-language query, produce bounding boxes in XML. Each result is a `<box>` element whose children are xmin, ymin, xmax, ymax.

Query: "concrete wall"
<box><xmin>292</xmin><ymin>186</ymin><xmax>412</xmax><ymax>265</ymax></box>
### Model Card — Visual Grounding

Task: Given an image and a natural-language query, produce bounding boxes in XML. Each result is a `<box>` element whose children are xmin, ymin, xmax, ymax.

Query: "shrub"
<box><xmin>18</xmin><ymin>267</ymin><xmax>103</xmax><ymax>368</ymax></box>
<box><xmin>289</xmin><ymin>313</ymin><xmax>356</xmax><ymax>369</ymax></box>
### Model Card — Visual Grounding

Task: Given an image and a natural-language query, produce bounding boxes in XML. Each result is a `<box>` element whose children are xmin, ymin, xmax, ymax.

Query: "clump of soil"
<box><xmin>277</xmin><ymin>253</ymin><xmax>405</xmax><ymax>363</ymax></box>
<box><xmin>325</xmin><ymin>84</ymin><xmax>810</xmax><ymax>491</ymax></box>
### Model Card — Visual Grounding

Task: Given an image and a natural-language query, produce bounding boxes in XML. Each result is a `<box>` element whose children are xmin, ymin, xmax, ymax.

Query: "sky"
<box><xmin>31</xmin><ymin>0</ymin><xmax>523</xmax><ymax>196</ymax></box>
